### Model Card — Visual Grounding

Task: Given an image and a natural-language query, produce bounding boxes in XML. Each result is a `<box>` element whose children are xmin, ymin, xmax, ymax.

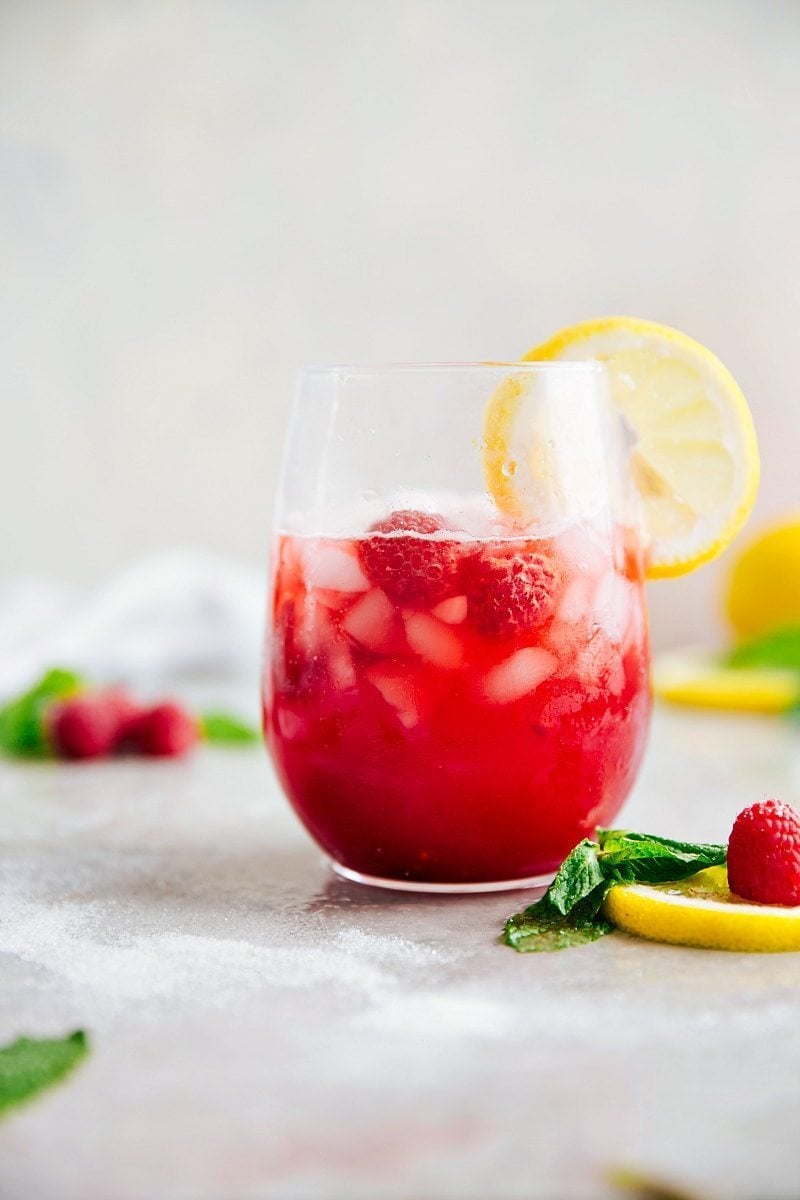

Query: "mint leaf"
<box><xmin>724</xmin><ymin>626</ymin><xmax>800</xmax><ymax>671</ymax></box>
<box><xmin>505</xmin><ymin>892</ymin><xmax>613</xmax><ymax>952</ymax></box>
<box><xmin>504</xmin><ymin>827</ymin><xmax>728</xmax><ymax>953</ymax></box>
<box><xmin>0</xmin><ymin>668</ymin><xmax>85</xmax><ymax>757</ymax></box>
<box><xmin>0</xmin><ymin>1031</ymin><xmax>89</xmax><ymax>1114</ymax></box>
<box><xmin>199</xmin><ymin>712</ymin><xmax>260</xmax><ymax>745</ymax></box>
<box><xmin>505</xmin><ymin>839</ymin><xmax>613</xmax><ymax>954</ymax></box>
<box><xmin>597</xmin><ymin>829</ymin><xmax>726</xmax><ymax>884</ymax></box>
<box><xmin>548</xmin><ymin>839</ymin><xmax>606</xmax><ymax>915</ymax></box>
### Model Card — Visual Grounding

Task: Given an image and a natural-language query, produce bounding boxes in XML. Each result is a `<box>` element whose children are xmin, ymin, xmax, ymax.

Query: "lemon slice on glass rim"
<box><xmin>603</xmin><ymin>866</ymin><xmax>800</xmax><ymax>952</ymax></box>
<box><xmin>483</xmin><ymin>317</ymin><xmax>760</xmax><ymax>579</ymax></box>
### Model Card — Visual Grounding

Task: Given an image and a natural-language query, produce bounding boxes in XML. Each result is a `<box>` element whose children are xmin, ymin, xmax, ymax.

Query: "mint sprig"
<box><xmin>199</xmin><ymin>712</ymin><xmax>260</xmax><ymax>745</ymax></box>
<box><xmin>504</xmin><ymin>829</ymin><xmax>726</xmax><ymax>953</ymax></box>
<box><xmin>0</xmin><ymin>1031</ymin><xmax>89</xmax><ymax>1115</ymax></box>
<box><xmin>0</xmin><ymin>668</ymin><xmax>84</xmax><ymax>757</ymax></box>
<box><xmin>505</xmin><ymin>890</ymin><xmax>613</xmax><ymax>952</ymax></box>
<box><xmin>597</xmin><ymin>829</ymin><xmax>727</xmax><ymax>885</ymax></box>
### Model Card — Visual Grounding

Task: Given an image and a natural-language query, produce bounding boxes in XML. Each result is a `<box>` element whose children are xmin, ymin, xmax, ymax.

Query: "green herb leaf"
<box><xmin>199</xmin><ymin>712</ymin><xmax>260</xmax><ymax>744</ymax></box>
<box><xmin>597</xmin><ymin>829</ymin><xmax>727</xmax><ymax>885</ymax></box>
<box><xmin>0</xmin><ymin>1031</ymin><xmax>89</xmax><ymax>1115</ymax></box>
<box><xmin>548</xmin><ymin>839</ymin><xmax>606</xmax><ymax>915</ymax></box>
<box><xmin>504</xmin><ymin>827</ymin><xmax>728</xmax><ymax>953</ymax></box>
<box><xmin>724</xmin><ymin>625</ymin><xmax>800</xmax><ymax>671</ymax></box>
<box><xmin>0</xmin><ymin>668</ymin><xmax>85</xmax><ymax>758</ymax></box>
<box><xmin>504</xmin><ymin>893</ymin><xmax>613</xmax><ymax>952</ymax></box>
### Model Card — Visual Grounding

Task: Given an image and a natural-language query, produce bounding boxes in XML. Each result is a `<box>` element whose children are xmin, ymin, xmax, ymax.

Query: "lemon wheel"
<box><xmin>603</xmin><ymin>867</ymin><xmax>800</xmax><ymax>952</ymax></box>
<box><xmin>483</xmin><ymin>317</ymin><xmax>760</xmax><ymax>580</ymax></box>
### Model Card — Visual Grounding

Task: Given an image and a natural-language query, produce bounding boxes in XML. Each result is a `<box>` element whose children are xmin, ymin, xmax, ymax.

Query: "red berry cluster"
<box><xmin>358</xmin><ymin>509</ymin><xmax>557</xmax><ymax>639</ymax></box>
<box><xmin>47</xmin><ymin>690</ymin><xmax>198</xmax><ymax>760</ymax></box>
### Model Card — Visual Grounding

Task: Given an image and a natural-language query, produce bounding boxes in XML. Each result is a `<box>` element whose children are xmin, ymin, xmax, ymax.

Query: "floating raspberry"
<box><xmin>462</xmin><ymin>545</ymin><xmax>556</xmax><ymax>639</ymax></box>
<box><xmin>128</xmin><ymin>702</ymin><xmax>198</xmax><ymax>758</ymax></box>
<box><xmin>47</xmin><ymin>694</ymin><xmax>120</xmax><ymax>760</ymax></box>
<box><xmin>358</xmin><ymin>510</ymin><xmax>461</xmax><ymax>606</ymax></box>
<box><xmin>727</xmin><ymin>799</ymin><xmax>800</xmax><ymax>906</ymax></box>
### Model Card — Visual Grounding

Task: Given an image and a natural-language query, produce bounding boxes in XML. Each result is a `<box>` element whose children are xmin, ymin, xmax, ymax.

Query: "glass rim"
<box><xmin>298</xmin><ymin>360</ymin><xmax>604</xmax><ymax>376</ymax></box>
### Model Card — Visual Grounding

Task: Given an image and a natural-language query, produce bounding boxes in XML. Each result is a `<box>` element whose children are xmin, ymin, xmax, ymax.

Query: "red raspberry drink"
<box><xmin>264</xmin><ymin>512</ymin><xmax>651</xmax><ymax>887</ymax></box>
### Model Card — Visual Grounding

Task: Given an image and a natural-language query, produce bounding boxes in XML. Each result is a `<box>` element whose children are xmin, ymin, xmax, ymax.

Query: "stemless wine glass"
<box><xmin>263</xmin><ymin>364</ymin><xmax>651</xmax><ymax>892</ymax></box>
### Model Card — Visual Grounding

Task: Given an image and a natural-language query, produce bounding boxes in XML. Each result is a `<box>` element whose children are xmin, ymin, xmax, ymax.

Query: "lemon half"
<box><xmin>603</xmin><ymin>866</ymin><xmax>800</xmax><ymax>952</ymax></box>
<box><xmin>484</xmin><ymin>317</ymin><xmax>760</xmax><ymax>580</ymax></box>
<box><xmin>726</xmin><ymin>517</ymin><xmax>800</xmax><ymax>640</ymax></box>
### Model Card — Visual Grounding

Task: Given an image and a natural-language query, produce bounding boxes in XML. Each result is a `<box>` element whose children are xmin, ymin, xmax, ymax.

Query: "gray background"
<box><xmin>2</xmin><ymin>0</ymin><xmax>799</xmax><ymax>647</ymax></box>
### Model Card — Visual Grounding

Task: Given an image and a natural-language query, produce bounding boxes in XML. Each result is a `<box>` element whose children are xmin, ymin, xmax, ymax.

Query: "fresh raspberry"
<box><xmin>727</xmin><ymin>799</ymin><xmax>800</xmax><ymax>905</ymax></box>
<box><xmin>104</xmin><ymin>688</ymin><xmax>142</xmax><ymax>748</ymax></box>
<box><xmin>462</xmin><ymin>545</ymin><xmax>556</xmax><ymax>639</ymax></box>
<box><xmin>358</xmin><ymin>510</ymin><xmax>461</xmax><ymax>606</ymax></box>
<box><xmin>128</xmin><ymin>702</ymin><xmax>198</xmax><ymax>758</ymax></box>
<box><xmin>47</xmin><ymin>693</ymin><xmax>120</xmax><ymax>760</ymax></box>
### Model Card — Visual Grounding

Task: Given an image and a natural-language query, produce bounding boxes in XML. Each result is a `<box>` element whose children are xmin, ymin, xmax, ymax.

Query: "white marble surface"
<box><xmin>2</xmin><ymin>705</ymin><xmax>800</xmax><ymax>1200</ymax></box>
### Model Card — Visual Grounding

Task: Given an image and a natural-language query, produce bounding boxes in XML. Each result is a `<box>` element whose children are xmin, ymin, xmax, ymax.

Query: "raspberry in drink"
<box><xmin>264</xmin><ymin>510</ymin><xmax>650</xmax><ymax>886</ymax></box>
<box><xmin>265</xmin><ymin>361</ymin><xmax>654</xmax><ymax>890</ymax></box>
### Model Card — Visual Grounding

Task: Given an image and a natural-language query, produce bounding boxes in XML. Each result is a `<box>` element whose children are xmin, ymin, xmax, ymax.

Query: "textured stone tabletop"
<box><xmin>2</xmin><ymin>706</ymin><xmax>800</xmax><ymax>1200</ymax></box>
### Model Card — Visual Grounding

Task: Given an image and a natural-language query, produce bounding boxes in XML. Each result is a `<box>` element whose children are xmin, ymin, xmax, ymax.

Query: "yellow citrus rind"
<box><xmin>603</xmin><ymin>866</ymin><xmax>800</xmax><ymax>952</ymax></box>
<box><xmin>726</xmin><ymin>516</ymin><xmax>800</xmax><ymax>640</ymax></box>
<box><xmin>653</xmin><ymin>647</ymin><xmax>800</xmax><ymax>713</ymax></box>
<box><xmin>502</xmin><ymin>316</ymin><xmax>760</xmax><ymax>579</ymax></box>
<box><xmin>482</xmin><ymin>373</ymin><xmax>530</xmax><ymax>522</ymax></box>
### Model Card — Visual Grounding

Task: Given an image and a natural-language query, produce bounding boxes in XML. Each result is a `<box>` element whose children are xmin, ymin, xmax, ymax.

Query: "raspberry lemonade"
<box><xmin>266</xmin><ymin>512</ymin><xmax>650</xmax><ymax>886</ymax></box>
<box><xmin>263</xmin><ymin>361</ymin><xmax>655</xmax><ymax>890</ymax></box>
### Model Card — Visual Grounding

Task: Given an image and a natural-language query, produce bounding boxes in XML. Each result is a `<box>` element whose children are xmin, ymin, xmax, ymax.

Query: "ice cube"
<box><xmin>545</xmin><ymin>619</ymin><xmax>582</xmax><ymax>666</ymax></box>
<box><xmin>315</xmin><ymin>588</ymin><xmax>354</xmax><ymax>611</ymax></box>
<box><xmin>327</xmin><ymin>640</ymin><xmax>357</xmax><ymax>691</ymax></box>
<box><xmin>623</xmin><ymin>590</ymin><xmax>649</xmax><ymax>654</ymax></box>
<box><xmin>592</xmin><ymin>572</ymin><xmax>633</xmax><ymax>644</ymax></box>
<box><xmin>303</xmin><ymin>542</ymin><xmax>370</xmax><ymax>592</ymax></box>
<box><xmin>404</xmin><ymin>612</ymin><xmax>464</xmax><ymax>669</ymax></box>
<box><xmin>558</xmin><ymin>576</ymin><xmax>595</xmax><ymax>625</ymax></box>
<box><xmin>538</xmin><ymin>687</ymin><xmax>585</xmax><ymax>727</ymax></box>
<box><xmin>431</xmin><ymin>595</ymin><xmax>468</xmax><ymax>624</ymax></box>
<box><xmin>556</xmin><ymin>524</ymin><xmax>611</xmax><ymax>577</ymax></box>
<box><xmin>481</xmin><ymin>647</ymin><xmax>557</xmax><ymax>704</ymax></box>
<box><xmin>608</xmin><ymin>655</ymin><xmax>626</xmax><ymax>696</ymax></box>
<box><xmin>294</xmin><ymin>593</ymin><xmax>330</xmax><ymax>657</ymax></box>
<box><xmin>366</xmin><ymin>666</ymin><xmax>421</xmax><ymax>728</ymax></box>
<box><xmin>575</xmin><ymin>633</ymin><xmax>624</xmax><ymax>696</ymax></box>
<box><xmin>342</xmin><ymin>589</ymin><xmax>397</xmax><ymax>653</ymax></box>
<box><xmin>277</xmin><ymin>535</ymin><xmax>302</xmax><ymax>577</ymax></box>
<box><xmin>277</xmin><ymin>708</ymin><xmax>305</xmax><ymax>740</ymax></box>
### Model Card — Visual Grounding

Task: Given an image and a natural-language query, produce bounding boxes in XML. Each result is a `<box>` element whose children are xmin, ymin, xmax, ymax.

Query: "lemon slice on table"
<box><xmin>653</xmin><ymin>647</ymin><xmax>800</xmax><ymax>714</ymax></box>
<box><xmin>484</xmin><ymin>317</ymin><xmax>760</xmax><ymax>579</ymax></box>
<box><xmin>603</xmin><ymin>866</ymin><xmax>800</xmax><ymax>952</ymax></box>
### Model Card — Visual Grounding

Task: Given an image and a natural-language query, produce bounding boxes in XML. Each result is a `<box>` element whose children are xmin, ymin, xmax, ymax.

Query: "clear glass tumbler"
<box><xmin>263</xmin><ymin>364</ymin><xmax>651</xmax><ymax>892</ymax></box>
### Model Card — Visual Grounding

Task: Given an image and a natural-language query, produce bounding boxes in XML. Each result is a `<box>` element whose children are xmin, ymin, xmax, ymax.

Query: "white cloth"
<box><xmin>0</xmin><ymin>551</ymin><xmax>267</xmax><ymax>702</ymax></box>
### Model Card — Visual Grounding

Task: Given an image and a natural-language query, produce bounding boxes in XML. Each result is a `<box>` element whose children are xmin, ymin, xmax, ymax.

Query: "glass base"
<box><xmin>330</xmin><ymin>860</ymin><xmax>554</xmax><ymax>895</ymax></box>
